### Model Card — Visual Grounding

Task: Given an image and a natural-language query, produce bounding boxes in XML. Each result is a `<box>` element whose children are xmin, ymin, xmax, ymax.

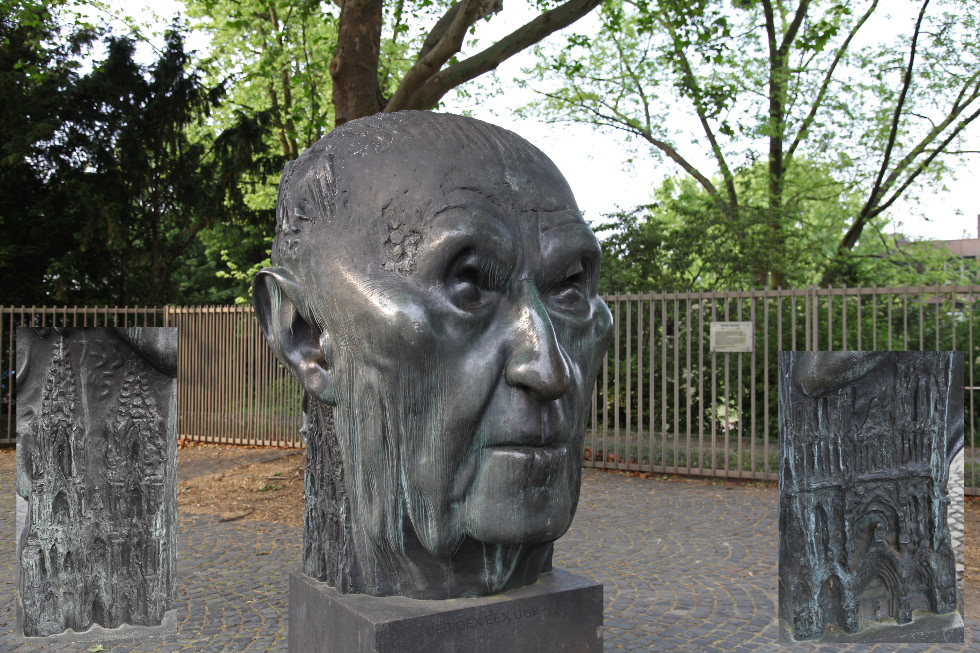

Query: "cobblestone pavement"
<box><xmin>2</xmin><ymin>448</ymin><xmax>976</xmax><ymax>652</ymax></box>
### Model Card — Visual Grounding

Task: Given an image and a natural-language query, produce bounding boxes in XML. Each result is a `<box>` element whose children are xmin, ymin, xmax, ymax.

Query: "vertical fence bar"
<box><xmin>969</xmin><ymin>289</ymin><xmax>976</xmax><ymax>494</ymax></box>
<box><xmin>920</xmin><ymin>286</ymin><xmax>926</xmax><ymax>351</ymax></box>
<box><xmin>711</xmin><ymin>296</ymin><xmax>718</xmax><ymax>475</ymax></box>
<box><xmin>637</xmin><ymin>296</ymin><xmax>643</xmax><ymax>469</ymax></box>
<box><xmin>245</xmin><ymin>308</ymin><xmax>254</xmax><ymax>444</ymax></box>
<box><xmin>872</xmin><ymin>286</ymin><xmax>878</xmax><ymax>350</ymax></box>
<box><xmin>661</xmin><ymin>293</ymin><xmax>668</xmax><ymax>473</ymax></box>
<box><xmin>649</xmin><ymin>297</ymin><xmax>654</xmax><ymax>472</ymax></box>
<box><xmin>602</xmin><ymin>302</ymin><xmax>609</xmax><ymax>469</ymax></box>
<box><xmin>735</xmin><ymin>296</ymin><xmax>743</xmax><ymax>477</ymax></box>
<box><xmin>696</xmin><ymin>296</ymin><xmax>704</xmax><ymax>474</ymax></box>
<box><xmin>750</xmin><ymin>295</ymin><xmax>757</xmax><ymax>478</ymax></box>
<box><xmin>857</xmin><ymin>286</ymin><xmax>863</xmax><ymax>350</ymax></box>
<box><xmin>673</xmin><ymin>293</ymin><xmax>680</xmax><ymax>474</ymax></box>
<box><xmin>888</xmin><ymin>288</ymin><xmax>893</xmax><ymax>349</ymax></box>
<box><xmin>625</xmin><ymin>298</ymin><xmax>632</xmax><ymax>467</ymax></box>
<box><xmin>208</xmin><ymin>306</ymin><xmax>217</xmax><ymax>441</ymax></box>
<box><xmin>947</xmin><ymin>286</ymin><xmax>953</xmax><ymax>357</ymax></box>
<box><xmin>613</xmin><ymin>297</ymin><xmax>620</xmax><ymax>468</ymax></box>
<box><xmin>827</xmin><ymin>287</ymin><xmax>833</xmax><ymax>350</ymax></box>
<box><xmin>790</xmin><ymin>294</ymin><xmax>796</xmax><ymax>351</ymax></box>
<box><xmin>685</xmin><ymin>295</ymin><xmax>692</xmax><ymax>475</ymax></box>
<box><xmin>765</xmin><ymin>293</ymin><xmax>773</xmax><ymax>481</ymax></box>
<box><xmin>842</xmin><ymin>287</ymin><xmax>848</xmax><ymax>351</ymax></box>
<box><xmin>723</xmin><ymin>297</ymin><xmax>731</xmax><ymax>478</ymax></box>
<box><xmin>903</xmin><ymin>286</ymin><xmax>909</xmax><ymax>351</ymax></box>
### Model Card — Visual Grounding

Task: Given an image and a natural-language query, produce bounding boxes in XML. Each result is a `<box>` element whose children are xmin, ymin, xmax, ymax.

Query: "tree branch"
<box><xmin>533</xmin><ymin>85</ymin><xmax>720</xmax><ymax>199</ymax></box>
<box><xmin>639</xmin><ymin>132</ymin><xmax>722</xmax><ymax>200</ymax></box>
<box><xmin>386</xmin><ymin>0</ymin><xmax>602</xmax><ymax>112</ymax></box>
<box><xmin>786</xmin><ymin>0</ymin><xmax>878</xmax><ymax>162</ymax></box>
<box><xmin>864</xmin><ymin>0</ymin><xmax>930</xmax><ymax>213</ymax></box>
<box><xmin>822</xmin><ymin>98</ymin><xmax>980</xmax><ymax>286</ymax></box>
<box><xmin>779</xmin><ymin>0</ymin><xmax>810</xmax><ymax>57</ymax></box>
<box><xmin>384</xmin><ymin>0</ymin><xmax>502</xmax><ymax>111</ymax></box>
<box><xmin>658</xmin><ymin>10</ymin><xmax>738</xmax><ymax>214</ymax></box>
<box><xmin>870</xmin><ymin>103</ymin><xmax>980</xmax><ymax>220</ymax></box>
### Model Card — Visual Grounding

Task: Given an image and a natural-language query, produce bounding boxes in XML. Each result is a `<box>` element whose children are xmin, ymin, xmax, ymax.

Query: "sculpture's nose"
<box><xmin>504</xmin><ymin>282</ymin><xmax>572</xmax><ymax>401</ymax></box>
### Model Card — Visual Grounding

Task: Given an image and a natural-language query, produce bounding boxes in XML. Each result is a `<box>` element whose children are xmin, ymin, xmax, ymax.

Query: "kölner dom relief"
<box><xmin>16</xmin><ymin>328</ymin><xmax>178</xmax><ymax>638</ymax></box>
<box><xmin>778</xmin><ymin>351</ymin><xmax>964</xmax><ymax>643</ymax></box>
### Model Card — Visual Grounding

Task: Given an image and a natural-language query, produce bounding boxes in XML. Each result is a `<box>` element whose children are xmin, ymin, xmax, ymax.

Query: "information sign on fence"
<box><xmin>710</xmin><ymin>321</ymin><xmax>754</xmax><ymax>353</ymax></box>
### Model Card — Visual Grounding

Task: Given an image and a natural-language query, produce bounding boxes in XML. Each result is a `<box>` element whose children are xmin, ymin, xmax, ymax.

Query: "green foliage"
<box><xmin>523</xmin><ymin>0</ymin><xmax>980</xmax><ymax>287</ymax></box>
<box><xmin>0</xmin><ymin>6</ymin><xmax>276</xmax><ymax>306</ymax></box>
<box><xmin>595</xmin><ymin>160</ymin><xmax>980</xmax><ymax>294</ymax></box>
<box><xmin>183</xmin><ymin>0</ymin><xmax>338</xmax><ymax>162</ymax></box>
<box><xmin>0</xmin><ymin>0</ymin><xmax>98</xmax><ymax>305</ymax></box>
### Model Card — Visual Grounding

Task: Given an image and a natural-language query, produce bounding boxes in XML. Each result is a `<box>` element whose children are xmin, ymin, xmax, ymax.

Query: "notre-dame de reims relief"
<box><xmin>779</xmin><ymin>351</ymin><xmax>963</xmax><ymax>643</ymax></box>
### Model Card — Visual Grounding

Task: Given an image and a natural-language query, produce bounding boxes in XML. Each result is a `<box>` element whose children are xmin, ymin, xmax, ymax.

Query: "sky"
<box><xmin>97</xmin><ymin>0</ymin><xmax>978</xmax><ymax>243</ymax></box>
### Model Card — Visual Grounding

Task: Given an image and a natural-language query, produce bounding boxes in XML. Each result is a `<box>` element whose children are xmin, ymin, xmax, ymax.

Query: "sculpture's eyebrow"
<box><xmin>539</xmin><ymin>211</ymin><xmax>586</xmax><ymax>233</ymax></box>
<box><xmin>431</xmin><ymin>189</ymin><xmax>505</xmax><ymax>220</ymax></box>
<box><xmin>421</xmin><ymin>207</ymin><xmax>516</xmax><ymax>279</ymax></box>
<box><xmin>538</xmin><ymin>221</ymin><xmax>601</xmax><ymax>286</ymax></box>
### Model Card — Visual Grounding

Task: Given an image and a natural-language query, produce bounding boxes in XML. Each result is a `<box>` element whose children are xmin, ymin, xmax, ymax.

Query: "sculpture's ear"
<box><xmin>252</xmin><ymin>267</ymin><xmax>337</xmax><ymax>405</ymax></box>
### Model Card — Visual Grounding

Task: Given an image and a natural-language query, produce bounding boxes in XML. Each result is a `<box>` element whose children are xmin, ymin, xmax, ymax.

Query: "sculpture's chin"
<box><xmin>461</xmin><ymin>444</ymin><xmax>575</xmax><ymax>544</ymax></box>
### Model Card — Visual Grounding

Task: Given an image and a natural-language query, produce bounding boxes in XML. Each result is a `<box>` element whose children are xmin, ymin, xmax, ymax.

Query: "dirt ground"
<box><xmin>176</xmin><ymin>441</ymin><xmax>305</xmax><ymax>528</ymax></box>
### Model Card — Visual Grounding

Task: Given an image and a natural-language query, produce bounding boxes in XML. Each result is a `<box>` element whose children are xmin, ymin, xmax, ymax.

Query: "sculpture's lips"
<box><xmin>486</xmin><ymin>433</ymin><xmax>566</xmax><ymax>448</ymax></box>
<box><xmin>483</xmin><ymin>441</ymin><xmax>569</xmax><ymax>457</ymax></box>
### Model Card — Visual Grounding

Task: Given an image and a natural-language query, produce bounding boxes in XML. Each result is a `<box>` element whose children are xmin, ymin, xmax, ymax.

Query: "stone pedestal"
<box><xmin>289</xmin><ymin>568</ymin><xmax>603</xmax><ymax>653</ymax></box>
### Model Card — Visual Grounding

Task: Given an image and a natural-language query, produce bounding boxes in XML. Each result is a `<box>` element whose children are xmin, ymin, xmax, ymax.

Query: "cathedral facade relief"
<box><xmin>778</xmin><ymin>351</ymin><xmax>963</xmax><ymax>643</ymax></box>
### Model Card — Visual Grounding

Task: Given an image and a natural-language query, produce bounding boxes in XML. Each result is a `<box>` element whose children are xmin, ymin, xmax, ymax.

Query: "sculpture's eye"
<box><xmin>449</xmin><ymin>263</ymin><xmax>493</xmax><ymax>312</ymax></box>
<box><xmin>547</xmin><ymin>261</ymin><xmax>592</xmax><ymax>316</ymax></box>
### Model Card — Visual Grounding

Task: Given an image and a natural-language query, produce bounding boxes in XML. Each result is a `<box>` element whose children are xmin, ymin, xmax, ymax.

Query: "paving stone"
<box><xmin>2</xmin><ymin>451</ymin><xmax>976</xmax><ymax>651</ymax></box>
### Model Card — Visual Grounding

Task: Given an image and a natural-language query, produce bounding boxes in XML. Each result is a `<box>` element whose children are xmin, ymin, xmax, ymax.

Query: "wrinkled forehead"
<box><xmin>293</xmin><ymin>141</ymin><xmax>583</xmax><ymax>257</ymax></box>
<box><xmin>346</xmin><ymin>141</ymin><xmax>577</xmax><ymax>214</ymax></box>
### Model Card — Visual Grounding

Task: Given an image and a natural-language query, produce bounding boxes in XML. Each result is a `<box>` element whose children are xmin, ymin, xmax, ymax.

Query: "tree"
<box><xmin>0</xmin><ymin>3</ymin><xmax>275</xmax><ymax>306</ymax></box>
<box><xmin>186</xmin><ymin>0</ymin><xmax>608</xmax><ymax>129</ymax></box>
<box><xmin>184</xmin><ymin>0</ymin><xmax>337</xmax><ymax>161</ymax></box>
<box><xmin>596</xmin><ymin>161</ymin><xmax>979</xmax><ymax>294</ymax></box>
<box><xmin>178</xmin><ymin>0</ymin><xmax>609</xmax><ymax>301</ymax></box>
<box><xmin>520</xmin><ymin>0</ymin><xmax>980</xmax><ymax>288</ymax></box>
<box><xmin>0</xmin><ymin>0</ymin><xmax>98</xmax><ymax>305</ymax></box>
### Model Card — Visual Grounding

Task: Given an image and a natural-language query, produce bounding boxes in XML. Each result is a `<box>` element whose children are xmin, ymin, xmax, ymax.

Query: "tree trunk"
<box><xmin>331</xmin><ymin>0</ymin><xmax>385</xmax><ymax>126</ymax></box>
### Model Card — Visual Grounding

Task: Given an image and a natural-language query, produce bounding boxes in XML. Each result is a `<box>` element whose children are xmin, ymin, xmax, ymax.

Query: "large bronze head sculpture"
<box><xmin>253</xmin><ymin>111</ymin><xmax>613</xmax><ymax>599</ymax></box>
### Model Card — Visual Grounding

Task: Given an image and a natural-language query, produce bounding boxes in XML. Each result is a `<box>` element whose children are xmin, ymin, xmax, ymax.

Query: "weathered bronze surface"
<box><xmin>16</xmin><ymin>327</ymin><xmax>177</xmax><ymax>636</ymax></box>
<box><xmin>778</xmin><ymin>351</ymin><xmax>963</xmax><ymax>642</ymax></box>
<box><xmin>253</xmin><ymin>111</ymin><xmax>613</xmax><ymax>599</ymax></box>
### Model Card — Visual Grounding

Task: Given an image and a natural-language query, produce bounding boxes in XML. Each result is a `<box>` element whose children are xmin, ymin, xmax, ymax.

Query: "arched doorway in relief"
<box><xmin>818</xmin><ymin>575</ymin><xmax>845</xmax><ymax>632</ymax></box>
<box><xmin>858</xmin><ymin>556</ymin><xmax>901</xmax><ymax>623</ymax></box>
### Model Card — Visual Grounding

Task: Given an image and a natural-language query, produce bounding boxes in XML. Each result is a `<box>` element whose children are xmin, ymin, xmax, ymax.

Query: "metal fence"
<box><xmin>0</xmin><ymin>305</ymin><xmax>304</xmax><ymax>448</ymax></box>
<box><xmin>2</xmin><ymin>285</ymin><xmax>978</xmax><ymax>489</ymax></box>
<box><xmin>171</xmin><ymin>306</ymin><xmax>302</xmax><ymax>447</ymax></box>
<box><xmin>584</xmin><ymin>285</ymin><xmax>980</xmax><ymax>495</ymax></box>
